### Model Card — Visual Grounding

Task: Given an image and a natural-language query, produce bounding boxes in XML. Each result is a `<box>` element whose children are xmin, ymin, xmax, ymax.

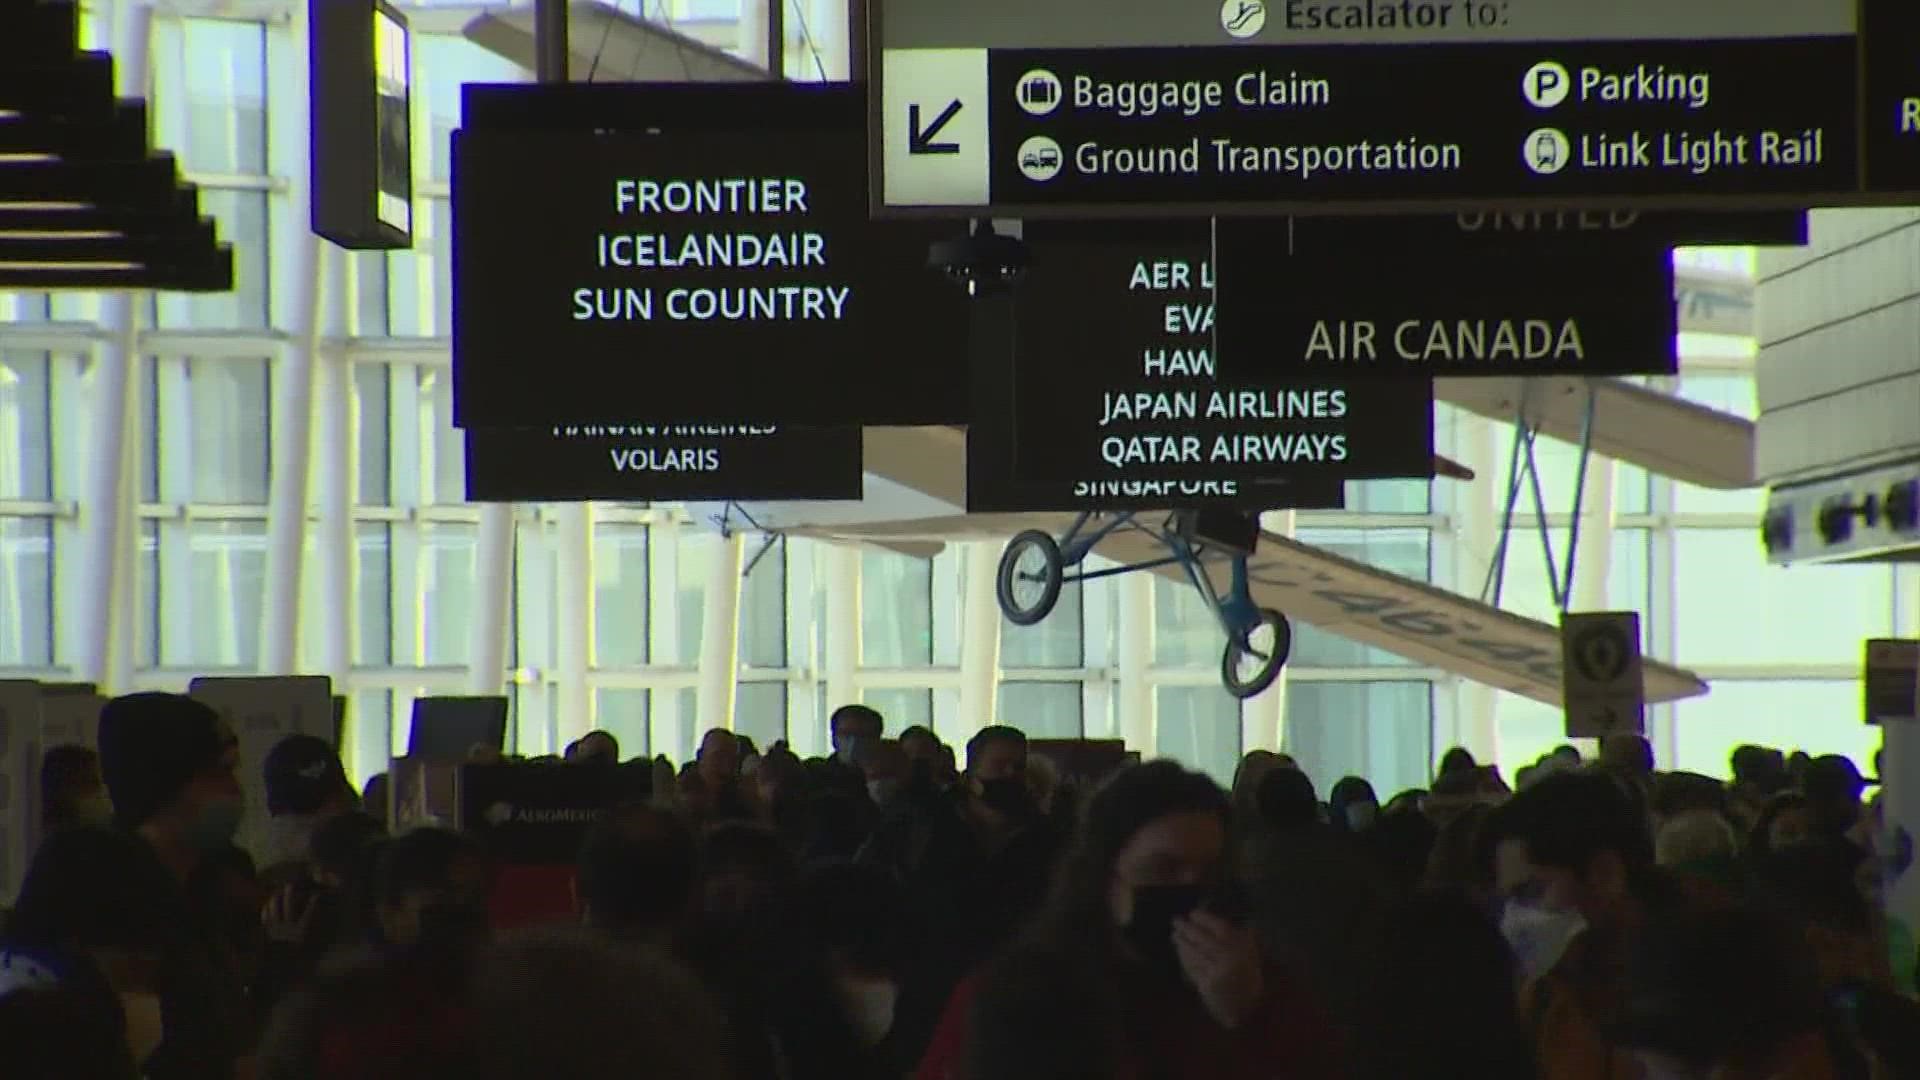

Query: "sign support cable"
<box><xmin>1480</xmin><ymin>378</ymin><xmax>1600</xmax><ymax>614</ymax></box>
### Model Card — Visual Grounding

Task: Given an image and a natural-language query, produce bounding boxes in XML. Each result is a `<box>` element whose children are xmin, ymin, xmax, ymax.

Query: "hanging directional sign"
<box><xmin>870</xmin><ymin>0</ymin><xmax>1920</xmax><ymax>216</ymax></box>
<box><xmin>1560</xmin><ymin>611</ymin><xmax>1646</xmax><ymax>738</ymax></box>
<box><xmin>463</xmin><ymin>424</ymin><xmax>865</xmax><ymax>502</ymax></box>
<box><xmin>1864</xmin><ymin>638</ymin><xmax>1920</xmax><ymax>726</ymax></box>
<box><xmin>1214</xmin><ymin>219</ymin><xmax>1679</xmax><ymax>377</ymax></box>
<box><xmin>965</xmin><ymin>290</ymin><xmax>1349</xmax><ymax>513</ymax></box>
<box><xmin>454</xmin><ymin>82</ymin><xmax>968</xmax><ymax>429</ymax></box>
<box><xmin>981</xmin><ymin>221</ymin><xmax>1434</xmax><ymax>508</ymax></box>
<box><xmin>1287</xmin><ymin>208</ymin><xmax>1807</xmax><ymax>252</ymax></box>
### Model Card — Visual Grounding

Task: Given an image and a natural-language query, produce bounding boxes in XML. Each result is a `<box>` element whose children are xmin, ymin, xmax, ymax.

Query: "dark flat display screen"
<box><xmin>452</xmin><ymin>84</ymin><xmax>967</xmax><ymax>429</ymax></box>
<box><xmin>463</xmin><ymin>424</ymin><xmax>864</xmax><ymax>502</ymax></box>
<box><xmin>1212</xmin><ymin>219</ymin><xmax>1678</xmax><ymax>379</ymax></box>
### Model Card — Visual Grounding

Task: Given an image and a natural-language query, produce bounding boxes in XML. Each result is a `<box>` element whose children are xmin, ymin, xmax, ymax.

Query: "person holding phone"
<box><xmin>916</xmin><ymin>760</ymin><xmax>1343</xmax><ymax>1080</ymax></box>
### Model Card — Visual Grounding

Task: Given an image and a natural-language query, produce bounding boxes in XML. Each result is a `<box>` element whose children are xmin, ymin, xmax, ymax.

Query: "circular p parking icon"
<box><xmin>1522</xmin><ymin>61</ymin><xmax>1570</xmax><ymax>109</ymax></box>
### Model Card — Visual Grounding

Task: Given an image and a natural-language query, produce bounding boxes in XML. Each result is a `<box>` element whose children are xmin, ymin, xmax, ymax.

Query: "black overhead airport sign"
<box><xmin>1212</xmin><ymin>219</ymin><xmax>1678</xmax><ymax>377</ymax></box>
<box><xmin>453</xmin><ymin>82</ymin><xmax>967</xmax><ymax>430</ymax></box>
<box><xmin>873</xmin><ymin>0</ymin><xmax>1920</xmax><ymax>216</ymax></box>
<box><xmin>975</xmin><ymin>222</ymin><xmax>1433</xmax><ymax>511</ymax></box>
<box><xmin>463</xmin><ymin>424</ymin><xmax>864</xmax><ymax>502</ymax></box>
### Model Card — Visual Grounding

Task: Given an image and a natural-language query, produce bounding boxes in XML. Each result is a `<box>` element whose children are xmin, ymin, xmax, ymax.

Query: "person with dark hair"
<box><xmin>260</xmin><ymin>734</ymin><xmax>359</xmax><ymax>893</ymax></box>
<box><xmin>94</xmin><ymin>692</ymin><xmax>251</xmax><ymax>1080</ymax></box>
<box><xmin>462</xmin><ymin>929</ymin><xmax>733</xmax><ymax>1080</ymax></box>
<box><xmin>1328</xmin><ymin>776</ymin><xmax>1379</xmax><ymax>834</ymax></box>
<box><xmin>898</xmin><ymin>724</ymin><xmax>939</xmax><ymax>763</ymax></box>
<box><xmin>831</xmin><ymin>703</ymin><xmax>887</xmax><ymax>763</ymax></box>
<box><xmin>1349</xmin><ymin>892</ymin><xmax>1538</xmax><ymax>1080</ymax></box>
<box><xmin>1729</xmin><ymin>744</ymin><xmax>1789</xmax><ymax>832</ymax></box>
<box><xmin>687</xmin><ymin>822</ymin><xmax>881</xmax><ymax>1080</ymax></box>
<box><xmin>921</xmin><ymin>760</ymin><xmax>1342</xmax><ymax>1080</ymax></box>
<box><xmin>692</xmin><ymin>729</ymin><xmax>752</xmax><ymax>825</ymax></box>
<box><xmin>255</xmin><ymin>828</ymin><xmax>488</xmax><ymax>1080</ymax></box>
<box><xmin>1613</xmin><ymin>905</ymin><xmax>1874</xmax><ymax>1080</ymax></box>
<box><xmin>359</xmin><ymin>772</ymin><xmax>391</xmax><ymax>828</ymax></box>
<box><xmin>1242</xmin><ymin>767</ymin><xmax>1393</xmax><ymax>1035</ymax></box>
<box><xmin>1599</xmin><ymin>733</ymin><xmax>1656</xmax><ymax>778</ymax></box>
<box><xmin>1492</xmin><ymin>771</ymin><xmax>1683</xmax><ymax>1080</ymax></box>
<box><xmin>1803</xmin><ymin>755</ymin><xmax>1877</xmax><ymax>840</ymax></box>
<box><xmin>564</xmin><ymin>730</ymin><xmax>620</xmax><ymax>766</ymax></box>
<box><xmin>1228</xmin><ymin>750</ymin><xmax>1281</xmax><ymax>823</ymax></box>
<box><xmin>363</xmin><ymin>827</ymin><xmax>491</xmax><ymax>991</ymax></box>
<box><xmin>797</xmin><ymin>861</ymin><xmax>910</xmax><ymax>1053</ymax></box>
<box><xmin>0</xmin><ymin>826</ymin><xmax>174</xmax><ymax>1077</ymax></box>
<box><xmin>1253</xmin><ymin>767</ymin><xmax>1319</xmax><ymax>832</ymax></box>
<box><xmin>256</xmin><ymin>812</ymin><xmax>389</xmax><ymax>1015</ymax></box>
<box><xmin>1751</xmin><ymin>790</ymin><xmax>1815</xmax><ymax>860</ymax></box>
<box><xmin>1551</xmin><ymin>745</ymin><xmax>1583</xmax><ymax>768</ymax></box>
<box><xmin>38</xmin><ymin>745</ymin><xmax>111</xmax><ymax>835</ymax></box>
<box><xmin>1438</xmin><ymin>746</ymin><xmax>1479</xmax><ymax>777</ymax></box>
<box><xmin>576</xmin><ymin>804</ymin><xmax>695</xmax><ymax>948</ymax></box>
<box><xmin>1423</xmin><ymin>802</ymin><xmax>1501</xmax><ymax>911</ymax></box>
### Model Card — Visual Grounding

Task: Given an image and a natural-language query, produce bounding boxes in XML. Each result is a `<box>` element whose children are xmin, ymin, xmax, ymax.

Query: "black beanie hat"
<box><xmin>97</xmin><ymin>692</ymin><xmax>237</xmax><ymax>830</ymax></box>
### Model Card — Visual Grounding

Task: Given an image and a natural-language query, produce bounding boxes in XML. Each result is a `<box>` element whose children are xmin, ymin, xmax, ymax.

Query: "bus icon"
<box><xmin>1017</xmin><ymin>69</ymin><xmax>1062</xmax><ymax>116</ymax></box>
<box><xmin>1017</xmin><ymin>135</ymin><xmax>1063</xmax><ymax>181</ymax></box>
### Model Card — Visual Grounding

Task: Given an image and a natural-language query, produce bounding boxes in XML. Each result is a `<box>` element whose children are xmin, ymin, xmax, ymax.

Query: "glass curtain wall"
<box><xmin>0</xmin><ymin>1</ymin><xmax>1907</xmax><ymax>794</ymax></box>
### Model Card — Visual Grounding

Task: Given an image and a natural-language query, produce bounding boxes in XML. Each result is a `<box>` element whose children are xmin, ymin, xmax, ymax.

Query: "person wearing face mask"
<box><xmin>797</xmin><ymin>861</ymin><xmax>911</xmax><ymax>1077</ymax></box>
<box><xmin>831</xmin><ymin>704</ymin><xmax>887</xmax><ymax>765</ymax></box>
<box><xmin>919</xmin><ymin>760</ymin><xmax>1342</xmax><ymax>1080</ymax></box>
<box><xmin>1490</xmin><ymin>771</ymin><xmax>1690</xmax><ymax>1080</ymax></box>
<box><xmin>95</xmin><ymin>692</ymin><xmax>253</xmax><ymax>1080</ymax></box>
<box><xmin>0</xmin><ymin>825</ymin><xmax>178</xmax><ymax>1078</ymax></box>
<box><xmin>1328</xmin><ymin>776</ymin><xmax>1380</xmax><ymax>835</ymax></box>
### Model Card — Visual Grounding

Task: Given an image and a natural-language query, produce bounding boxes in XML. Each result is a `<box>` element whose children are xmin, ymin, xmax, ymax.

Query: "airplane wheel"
<box><xmin>997</xmin><ymin>530</ymin><xmax>1064</xmax><ymax>626</ymax></box>
<box><xmin>1222</xmin><ymin>609</ymin><xmax>1291</xmax><ymax>699</ymax></box>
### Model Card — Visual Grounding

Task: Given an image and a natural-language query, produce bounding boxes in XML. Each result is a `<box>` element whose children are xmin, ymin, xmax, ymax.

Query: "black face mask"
<box><xmin>1123</xmin><ymin>883</ymin><xmax>1208</xmax><ymax>974</ymax></box>
<box><xmin>977</xmin><ymin>778</ymin><xmax>1038</xmax><ymax>821</ymax></box>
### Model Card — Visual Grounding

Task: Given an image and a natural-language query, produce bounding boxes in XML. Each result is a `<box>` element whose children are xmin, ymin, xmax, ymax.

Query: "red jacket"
<box><xmin>916</xmin><ymin>965</ymin><xmax>1344</xmax><ymax>1080</ymax></box>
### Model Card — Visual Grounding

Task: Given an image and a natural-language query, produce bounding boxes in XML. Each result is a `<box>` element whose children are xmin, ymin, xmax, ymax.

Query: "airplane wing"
<box><xmin>1436</xmin><ymin>376</ymin><xmax>1754</xmax><ymax>490</ymax></box>
<box><xmin>839</xmin><ymin>428</ymin><xmax>1708</xmax><ymax>709</ymax></box>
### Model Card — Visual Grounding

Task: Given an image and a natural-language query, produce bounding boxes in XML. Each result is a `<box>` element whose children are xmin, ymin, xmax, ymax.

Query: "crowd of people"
<box><xmin>3</xmin><ymin>689</ymin><xmax>1919</xmax><ymax>1079</ymax></box>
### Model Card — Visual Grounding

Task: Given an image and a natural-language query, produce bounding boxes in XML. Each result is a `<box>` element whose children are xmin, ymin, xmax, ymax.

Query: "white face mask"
<box><xmin>120</xmin><ymin>991</ymin><xmax>165</xmax><ymax>1065</ymax></box>
<box><xmin>841</xmin><ymin>979</ymin><xmax>898</xmax><ymax>1046</ymax></box>
<box><xmin>1499</xmin><ymin>899</ymin><xmax>1587</xmax><ymax>983</ymax></box>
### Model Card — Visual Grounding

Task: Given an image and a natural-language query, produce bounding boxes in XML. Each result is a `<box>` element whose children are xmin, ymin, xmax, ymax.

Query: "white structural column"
<box><xmin>467</xmin><ymin>506</ymin><xmax>516</xmax><ymax>694</ymax></box>
<box><xmin>958</xmin><ymin>543</ymin><xmax>1002</xmax><ymax>739</ymax></box>
<box><xmin>695</xmin><ymin>532</ymin><xmax>746</xmax><ymax>735</ymax></box>
<box><xmin>1117</xmin><ymin>572</ymin><xmax>1154</xmax><ymax>754</ymax></box>
<box><xmin>1568</xmin><ymin>453</ymin><xmax>1618</xmax><ymax>612</ymax></box>
<box><xmin>312</xmin><ymin>346</ymin><xmax>352</xmax><ymax>680</ymax></box>
<box><xmin>1450</xmin><ymin>413</ymin><xmax>1502</xmax><ymax>764</ymax></box>
<box><xmin>553</xmin><ymin>504</ymin><xmax>594</xmax><ymax>744</ymax></box>
<box><xmin>75</xmin><ymin>0</ymin><xmax>152</xmax><ymax>690</ymax></box>
<box><xmin>1243</xmin><ymin>510</ymin><xmax>1296</xmax><ymax>753</ymax></box>
<box><xmin>822</xmin><ymin>544</ymin><xmax>861</xmax><ymax>738</ymax></box>
<box><xmin>260</xmin><ymin>0</ymin><xmax>328</xmax><ymax>673</ymax></box>
<box><xmin>106</xmin><ymin>370</ymin><xmax>141</xmax><ymax>694</ymax></box>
